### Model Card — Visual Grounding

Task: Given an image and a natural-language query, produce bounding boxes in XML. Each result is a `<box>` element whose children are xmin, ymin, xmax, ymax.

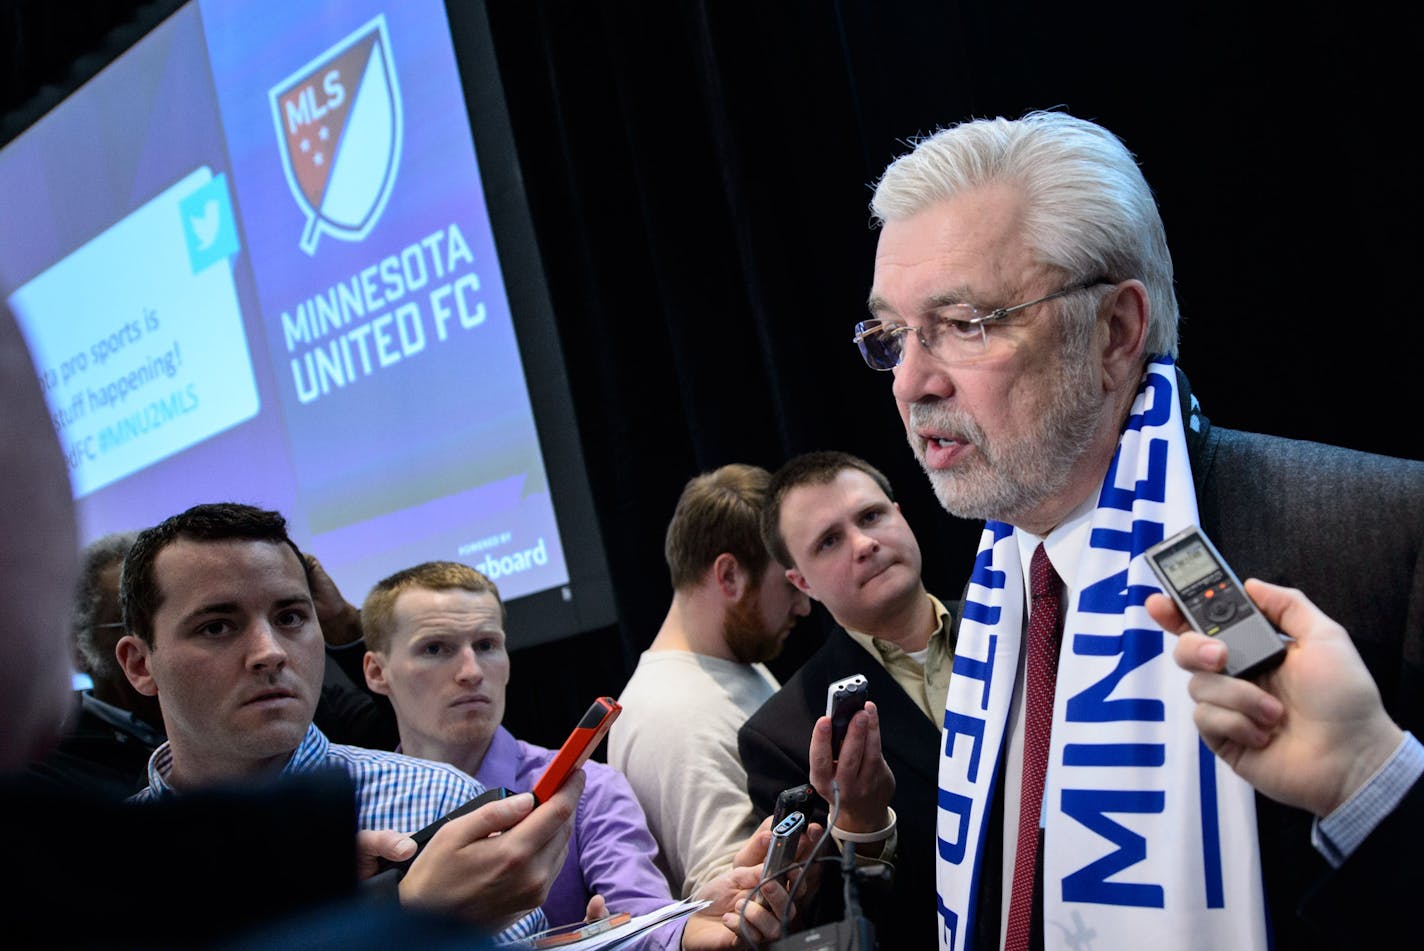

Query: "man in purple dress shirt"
<box><xmin>361</xmin><ymin>560</ymin><xmax>802</xmax><ymax>949</ymax></box>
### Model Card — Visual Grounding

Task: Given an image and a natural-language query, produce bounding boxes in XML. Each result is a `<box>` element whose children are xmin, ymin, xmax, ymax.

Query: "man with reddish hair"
<box><xmin>610</xmin><ymin>464</ymin><xmax>812</xmax><ymax>899</ymax></box>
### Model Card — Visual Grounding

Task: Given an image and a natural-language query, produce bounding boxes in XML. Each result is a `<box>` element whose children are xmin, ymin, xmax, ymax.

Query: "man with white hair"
<box><xmin>860</xmin><ymin>111</ymin><xmax>1423</xmax><ymax>949</ymax></box>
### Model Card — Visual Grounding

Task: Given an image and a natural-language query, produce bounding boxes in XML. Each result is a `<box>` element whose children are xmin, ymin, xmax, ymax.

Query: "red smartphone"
<box><xmin>528</xmin><ymin>912</ymin><xmax>632</xmax><ymax>948</ymax></box>
<box><xmin>530</xmin><ymin>696</ymin><xmax>622</xmax><ymax>804</ymax></box>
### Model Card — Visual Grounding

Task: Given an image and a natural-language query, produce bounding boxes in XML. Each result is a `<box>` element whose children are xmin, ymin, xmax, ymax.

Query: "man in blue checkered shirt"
<box><xmin>115</xmin><ymin>502</ymin><xmax>578</xmax><ymax>944</ymax></box>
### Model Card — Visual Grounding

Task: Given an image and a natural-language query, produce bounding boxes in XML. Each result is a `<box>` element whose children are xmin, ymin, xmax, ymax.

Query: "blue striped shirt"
<box><xmin>135</xmin><ymin>724</ymin><xmax>547</xmax><ymax>942</ymax></box>
<box><xmin>1314</xmin><ymin>731</ymin><xmax>1424</xmax><ymax>867</ymax></box>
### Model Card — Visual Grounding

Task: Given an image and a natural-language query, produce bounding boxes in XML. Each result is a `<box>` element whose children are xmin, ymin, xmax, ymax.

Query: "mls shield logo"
<box><xmin>269</xmin><ymin>15</ymin><xmax>403</xmax><ymax>255</ymax></box>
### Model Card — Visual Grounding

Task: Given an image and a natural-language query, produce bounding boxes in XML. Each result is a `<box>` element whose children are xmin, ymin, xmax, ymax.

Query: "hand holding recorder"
<box><xmin>681</xmin><ymin>813</ymin><xmax>822</xmax><ymax>948</ymax></box>
<box><xmin>1147</xmin><ymin>577</ymin><xmax>1404</xmax><ymax>817</ymax></box>
<box><xmin>808</xmin><ymin>685</ymin><xmax>894</xmax><ymax>842</ymax></box>
<box><xmin>1144</xmin><ymin>526</ymin><xmax>1287</xmax><ymax>678</ymax></box>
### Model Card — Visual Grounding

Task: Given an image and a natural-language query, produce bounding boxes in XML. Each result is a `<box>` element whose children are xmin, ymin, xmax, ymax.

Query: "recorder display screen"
<box><xmin>1158</xmin><ymin>538</ymin><xmax>1219</xmax><ymax>590</ymax></box>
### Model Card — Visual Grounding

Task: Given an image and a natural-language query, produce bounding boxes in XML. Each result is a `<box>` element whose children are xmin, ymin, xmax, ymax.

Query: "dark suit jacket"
<box><xmin>739</xmin><ymin>625</ymin><xmax>944</xmax><ymax>950</ymax></box>
<box><xmin>1189</xmin><ymin>410</ymin><xmax>1423</xmax><ymax>949</ymax></box>
<box><xmin>968</xmin><ymin>370</ymin><xmax>1424</xmax><ymax>950</ymax></box>
<box><xmin>5</xmin><ymin>768</ymin><xmax>360</xmax><ymax>948</ymax></box>
<box><xmin>28</xmin><ymin>692</ymin><xmax>162</xmax><ymax>799</ymax></box>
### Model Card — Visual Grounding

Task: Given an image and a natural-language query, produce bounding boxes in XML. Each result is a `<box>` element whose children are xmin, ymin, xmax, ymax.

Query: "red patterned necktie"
<box><xmin>1005</xmin><ymin>542</ymin><xmax>1063</xmax><ymax>951</ymax></box>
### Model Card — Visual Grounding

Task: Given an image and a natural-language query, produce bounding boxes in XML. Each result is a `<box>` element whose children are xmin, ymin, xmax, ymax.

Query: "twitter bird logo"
<box><xmin>179</xmin><ymin>172</ymin><xmax>240</xmax><ymax>274</ymax></box>
<box><xmin>190</xmin><ymin>199</ymin><xmax>221</xmax><ymax>250</ymax></box>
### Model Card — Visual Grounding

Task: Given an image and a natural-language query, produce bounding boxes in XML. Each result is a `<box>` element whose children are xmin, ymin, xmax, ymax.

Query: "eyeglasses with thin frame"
<box><xmin>852</xmin><ymin>278</ymin><xmax>1112</xmax><ymax>370</ymax></box>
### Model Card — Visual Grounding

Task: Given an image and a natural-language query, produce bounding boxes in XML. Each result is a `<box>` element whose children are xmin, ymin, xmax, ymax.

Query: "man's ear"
<box><xmin>712</xmin><ymin>552</ymin><xmax>746</xmax><ymax>600</ymax></box>
<box><xmin>115</xmin><ymin>634</ymin><xmax>158</xmax><ymax>697</ymax></box>
<box><xmin>1097</xmin><ymin>279</ymin><xmax>1150</xmax><ymax>392</ymax></box>
<box><xmin>786</xmin><ymin>567</ymin><xmax>813</xmax><ymax>597</ymax></box>
<box><xmin>363</xmin><ymin>651</ymin><xmax>392</xmax><ymax>697</ymax></box>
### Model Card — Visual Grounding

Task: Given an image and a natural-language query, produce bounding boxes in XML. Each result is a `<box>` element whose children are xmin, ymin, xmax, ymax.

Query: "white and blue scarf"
<box><xmin>934</xmin><ymin>357</ymin><xmax>1268</xmax><ymax>951</ymax></box>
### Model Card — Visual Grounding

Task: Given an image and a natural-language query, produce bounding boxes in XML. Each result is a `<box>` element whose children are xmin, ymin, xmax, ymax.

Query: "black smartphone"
<box><xmin>376</xmin><ymin>784</ymin><xmax>513</xmax><ymax>875</ymax></box>
<box><xmin>826</xmin><ymin>674</ymin><xmax>869</xmax><ymax>759</ymax></box>
<box><xmin>1144</xmin><ymin>525</ymin><xmax>1288</xmax><ymax>679</ymax></box>
<box><xmin>773</xmin><ymin>783</ymin><xmax>816</xmax><ymax>827</ymax></box>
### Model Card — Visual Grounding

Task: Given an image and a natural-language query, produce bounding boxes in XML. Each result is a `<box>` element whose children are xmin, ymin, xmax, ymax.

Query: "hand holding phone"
<box><xmin>375</xmin><ymin>785</ymin><xmax>513</xmax><ymax>875</ymax></box>
<box><xmin>826</xmin><ymin>674</ymin><xmax>869</xmax><ymax>759</ymax></box>
<box><xmin>531</xmin><ymin>696</ymin><xmax>621</xmax><ymax>804</ymax></box>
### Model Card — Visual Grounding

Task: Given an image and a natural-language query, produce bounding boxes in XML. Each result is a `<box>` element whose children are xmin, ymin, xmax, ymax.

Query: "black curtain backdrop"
<box><xmin>4</xmin><ymin>1</ymin><xmax>1418</xmax><ymax>749</ymax></box>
